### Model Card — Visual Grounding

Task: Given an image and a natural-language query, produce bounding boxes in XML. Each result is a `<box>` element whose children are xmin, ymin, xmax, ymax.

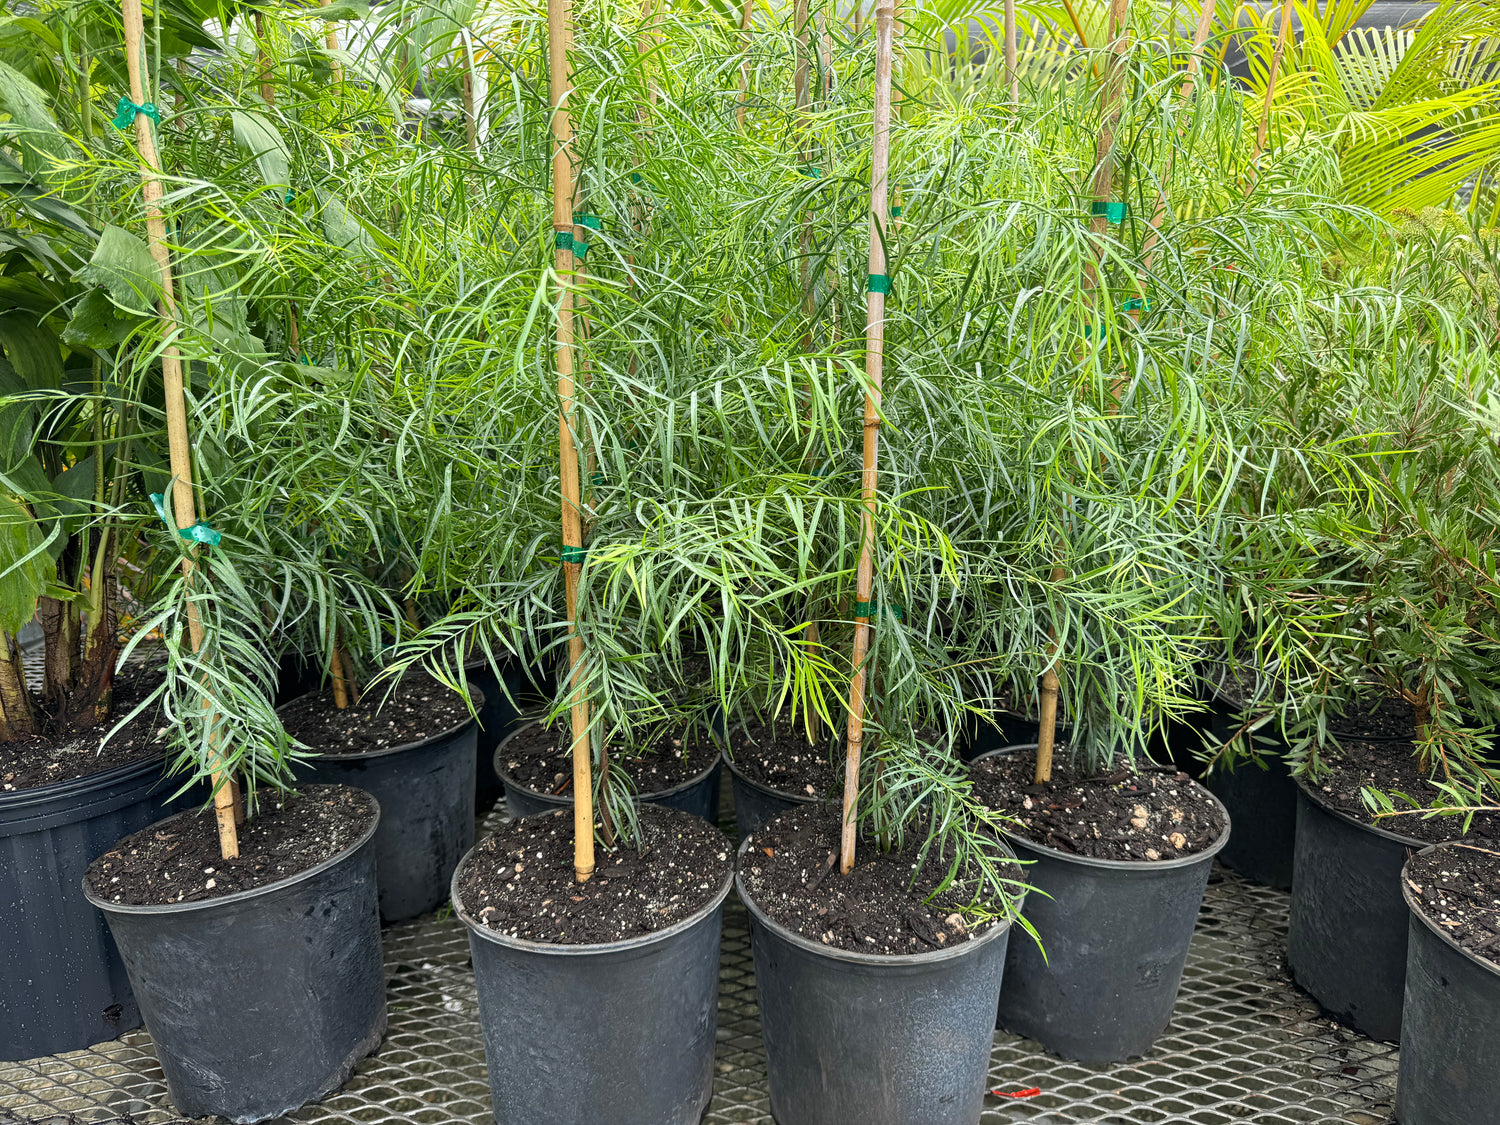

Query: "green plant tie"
<box><xmin>284</xmin><ymin>189</ymin><xmax>296</xmax><ymax>204</ymax></box>
<box><xmin>868</xmin><ymin>273</ymin><xmax>891</xmax><ymax>294</ymax></box>
<box><xmin>890</xmin><ymin>205</ymin><xmax>902</xmax><ymax>217</ymax></box>
<box><xmin>112</xmin><ymin>96</ymin><xmax>160</xmax><ymax>130</ymax></box>
<box><xmin>1122</xmin><ymin>297</ymin><xmax>1151</xmax><ymax>312</ymax></box>
<box><xmin>573</xmin><ymin>238</ymin><xmax>590</xmax><ymax>260</ymax></box>
<box><xmin>853</xmin><ymin>599</ymin><xmax>903</xmax><ymax>620</ymax></box>
<box><xmin>1084</xmin><ymin>323</ymin><xmax>1107</xmax><ymax>339</ymax></box>
<box><xmin>800</xmin><ymin>165</ymin><xmax>822</xmax><ymax>179</ymax></box>
<box><xmin>298</xmin><ymin>353</ymin><xmax>310</xmax><ymax>364</ymax></box>
<box><xmin>574</xmin><ymin>213</ymin><xmax>603</xmax><ymax>230</ymax></box>
<box><xmin>554</xmin><ymin>231</ymin><xmax>573</xmax><ymax>251</ymax></box>
<box><xmin>590</xmin><ymin>471</ymin><xmax>605</xmax><ymax>485</ymax></box>
<box><xmin>560</xmin><ymin>545</ymin><xmax>587</xmax><ymax>564</ymax></box>
<box><xmin>150</xmin><ymin>493</ymin><xmax>222</xmax><ymax>547</ymax></box>
<box><xmin>1091</xmin><ymin>201</ymin><xmax>1128</xmax><ymax>224</ymax></box>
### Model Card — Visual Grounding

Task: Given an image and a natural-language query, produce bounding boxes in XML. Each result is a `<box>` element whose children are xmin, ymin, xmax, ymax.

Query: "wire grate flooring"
<box><xmin>1</xmin><ymin>783</ymin><xmax>1398</xmax><ymax>1125</ymax></box>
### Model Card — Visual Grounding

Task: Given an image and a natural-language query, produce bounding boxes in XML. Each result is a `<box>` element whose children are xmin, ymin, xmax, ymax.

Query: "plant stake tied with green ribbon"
<box><xmin>840</xmin><ymin>0</ymin><xmax>897</xmax><ymax>877</ymax></box>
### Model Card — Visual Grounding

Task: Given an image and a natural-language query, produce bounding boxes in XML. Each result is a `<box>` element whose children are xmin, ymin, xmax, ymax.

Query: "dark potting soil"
<box><xmin>1329</xmin><ymin>694</ymin><xmax>1417</xmax><ymax>740</ymax></box>
<box><xmin>85</xmin><ymin>784</ymin><xmax>376</xmax><ymax>906</ymax></box>
<box><xmin>738</xmin><ymin>805</ymin><xmax>1010</xmax><ymax>955</ymax></box>
<box><xmin>458</xmin><ymin>804</ymin><xmax>731</xmax><ymax>944</ymax></box>
<box><xmin>727</xmin><ymin>719</ymin><xmax>841</xmax><ymax>797</ymax></box>
<box><xmin>1308</xmin><ymin>738</ymin><xmax>1500</xmax><ymax>845</ymax></box>
<box><xmin>969</xmin><ymin>751</ymin><xmax>1227</xmax><ymax>861</ymax></box>
<box><xmin>0</xmin><ymin>664</ymin><xmax>168</xmax><ymax>793</ymax></box>
<box><xmin>500</xmin><ymin>720</ymin><xmax>717</xmax><ymax>797</ymax></box>
<box><xmin>279</xmin><ymin>671</ymin><xmax>469</xmax><ymax>755</ymax></box>
<box><xmin>1404</xmin><ymin>844</ymin><xmax>1500</xmax><ymax>967</ymax></box>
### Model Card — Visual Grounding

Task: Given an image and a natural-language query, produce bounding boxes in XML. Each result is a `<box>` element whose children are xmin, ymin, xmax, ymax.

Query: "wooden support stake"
<box><xmin>321</xmin><ymin>0</ymin><xmax>343</xmax><ymax>84</ymax></box>
<box><xmin>1004</xmin><ymin>0</ymin><xmax>1018</xmax><ymax>103</ymax></box>
<box><xmin>1247</xmin><ymin>0</ymin><xmax>1294</xmax><ymax>189</ymax></box>
<box><xmin>840</xmin><ymin>0</ymin><xmax>895</xmax><ymax>877</ymax></box>
<box><xmin>121</xmin><ymin>0</ymin><xmax>238</xmax><ymax>859</ymax></box>
<box><xmin>548</xmin><ymin>0</ymin><xmax>595</xmax><ymax>883</ymax></box>
<box><xmin>736</xmin><ymin>0</ymin><xmax>754</xmax><ymax>130</ymax></box>
<box><xmin>461</xmin><ymin>29</ymin><xmax>480</xmax><ymax>156</ymax></box>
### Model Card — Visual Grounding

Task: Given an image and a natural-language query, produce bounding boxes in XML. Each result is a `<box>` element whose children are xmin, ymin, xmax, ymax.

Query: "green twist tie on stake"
<box><xmin>630</xmin><ymin>172</ymin><xmax>643</xmax><ymax>184</ymax></box>
<box><xmin>1122</xmin><ymin>297</ymin><xmax>1151</xmax><ymax>312</ymax></box>
<box><xmin>800</xmin><ymin>165</ymin><xmax>822</xmax><ymax>179</ymax></box>
<box><xmin>852</xmin><ymin>600</ymin><xmax>904</xmax><ymax>620</ymax></box>
<box><xmin>298</xmin><ymin>353</ymin><xmax>311</xmax><ymax>364</ymax></box>
<box><xmin>574</xmin><ymin>213</ymin><xmax>602</xmax><ymax>230</ymax></box>
<box><xmin>854</xmin><ymin>600</ymin><xmax>874</xmax><ymax>617</ymax></box>
<box><xmin>560</xmin><ymin>545</ymin><xmax>587</xmax><ymax>564</ymax></box>
<box><xmin>554</xmin><ymin>231</ymin><xmax>573</xmax><ymax>250</ymax></box>
<box><xmin>868</xmin><ymin>273</ymin><xmax>891</xmax><ymax>294</ymax></box>
<box><xmin>149</xmin><ymin>493</ymin><xmax>222</xmax><ymax>547</ymax></box>
<box><xmin>590</xmin><ymin>471</ymin><xmax>604</xmax><ymax>485</ymax></box>
<box><xmin>1084</xmin><ymin>323</ymin><xmax>1107</xmax><ymax>339</ymax></box>
<box><xmin>890</xmin><ymin>205</ymin><xmax>902</xmax><ymax>217</ymax></box>
<box><xmin>573</xmin><ymin>238</ymin><xmax>590</xmax><ymax>261</ymax></box>
<box><xmin>112</xmin><ymin>95</ymin><xmax>160</xmax><ymax>129</ymax></box>
<box><xmin>1091</xmin><ymin>201</ymin><xmax>1128</xmax><ymax>224</ymax></box>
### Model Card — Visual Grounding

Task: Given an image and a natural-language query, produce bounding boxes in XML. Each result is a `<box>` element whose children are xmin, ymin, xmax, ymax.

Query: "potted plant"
<box><xmin>78</xmin><ymin>8</ymin><xmax>387</xmax><ymax>1118</ymax></box>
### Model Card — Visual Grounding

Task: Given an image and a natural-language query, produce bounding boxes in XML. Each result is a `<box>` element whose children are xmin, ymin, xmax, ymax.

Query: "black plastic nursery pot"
<box><xmin>0</xmin><ymin>755</ymin><xmax>190</xmax><ymax>1061</ymax></box>
<box><xmin>84</xmin><ymin>793</ymin><xmax>386</xmax><ymax>1124</ymax></box>
<box><xmin>976</xmin><ymin>746</ymin><xmax>1230</xmax><ymax>1064</ymax></box>
<box><xmin>735</xmin><ymin>833</ymin><xmax>1014</xmax><ymax>1125</ymax></box>
<box><xmin>721</xmin><ymin>748</ymin><xmax>820</xmax><ymax>839</ymax></box>
<box><xmin>1285</xmin><ymin>778</ymin><xmax>1422</xmax><ymax>1042</ymax></box>
<box><xmin>453</xmin><ymin>839</ymin><xmax>733</xmax><ymax>1125</ymax></box>
<box><xmin>494</xmin><ymin>719</ymin><xmax>721</xmax><ymax>824</ymax></box>
<box><xmin>294</xmin><ymin>696</ymin><xmax>479</xmax><ymax>921</ymax></box>
<box><xmin>1200</xmin><ymin>677</ymin><xmax>1296</xmax><ymax>890</ymax></box>
<box><xmin>1395</xmin><ymin>843</ymin><xmax>1500</xmax><ymax>1125</ymax></box>
<box><xmin>957</xmin><ymin>708</ymin><xmax>1067</xmax><ymax>762</ymax></box>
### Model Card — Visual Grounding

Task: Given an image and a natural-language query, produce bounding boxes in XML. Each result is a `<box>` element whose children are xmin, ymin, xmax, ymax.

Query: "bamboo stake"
<box><xmin>548</xmin><ymin>0</ymin><xmax>595</xmax><ymax>884</ymax></box>
<box><xmin>461</xmin><ymin>28</ymin><xmax>480</xmax><ymax>157</ymax></box>
<box><xmin>120</xmin><ymin>0</ymin><xmax>238</xmax><ymax>859</ymax></box>
<box><xmin>1004</xmin><ymin>0</ymin><xmax>1018</xmax><ymax>103</ymax></box>
<box><xmin>840</xmin><ymin>0</ymin><xmax>895</xmax><ymax>877</ymax></box>
<box><xmin>1248</xmin><ymin>0</ymin><xmax>1294</xmax><ymax>189</ymax></box>
<box><xmin>736</xmin><ymin>0</ymin><xmax>754</xmax><ymax>130</ymax></box>
<box><xmin>320</xmin><ymin>0</ymin><xmax>343</xmax><ymax>83</ymax></box>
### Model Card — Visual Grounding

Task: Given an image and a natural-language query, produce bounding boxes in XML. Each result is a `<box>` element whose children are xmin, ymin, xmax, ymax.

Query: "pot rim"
<box><xmin>451</xmin><ymin>809</ymin><xmax>734</xmax><ymax>956</ymax></box>
<box><xmin>279</xmin><ymin>688</ymin><xmax>482</xmax><ymax>763</ymax></box>
<box><xmin>82</xmin><ymin>785</ymin><xmax>381</xmax><ymax>916</ymax></box>
<box><xmin>971</xmin><ymin>744</ymin><xmax>1232</xmax><ymax>871</ymax></box>
<box><xmin>1401</xmin><ymin>841</ymin><xmax>1500</xmax><ymax>980</ymax></box>
<box><xmin>1291</xmin><ymin>773</ymin><xmax>1429</xmax><ymax>848</ymax></box>
<box><xmin>733</xmin><ymin>828</ymin><xmax>1018</xmax><ymax>967</ymax></box>
<box><xmin>719</xmin><ymin>745</ymin><xmax>823</xmax><ymax>807</ymax></box>
<box><xmin>0</xmin><ymin>751</ymin><xmax>168</xmax><ymax>815</ymax></box>
<box><xmin>494</xmin><ymin>717</ymin><xmax>720</xmax><ymax>806</ymax></box>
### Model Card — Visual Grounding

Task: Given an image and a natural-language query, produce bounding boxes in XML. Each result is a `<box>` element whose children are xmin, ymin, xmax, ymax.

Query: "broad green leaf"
<box><xmin>0</xmin><ymin>59</ymin><xmax>66</xmax><ymax>179</ymax></box>
<box><xmin>319</xmin><ymin>193</ymin><xmax>375</xmax><ymax>258</ymax></box>
<box><xmin>0</xmin><ymin>312</ymin><xmax>60</xmax><ymax>389</ymax></box>
<box><xmin>314</xmin><ymin>0</ymin><xmax>370</xmax><ymax>20</ymax></box>
<box><xmin>230</xmin><ymin>110</ymin><xmax>290</xmax><ymax>190</ymax></box>
<box><xmin>77</xmin><ymin>225</ymin><xmax>160</xmax><ymax>314</ymax></box>
<box><xmin>0</xmin><ymin>493</ymin><xmax>52</xmax><ymax>634</ymax></box>
<box><xmin>63</xmin><ymin>289</ymin><xmax>144</xmax><ymax>348</ymax></box>
<box><xmin>0</xmin><ymin>356</ymin><xmax>34</xmax><ymax>467</ymax></box>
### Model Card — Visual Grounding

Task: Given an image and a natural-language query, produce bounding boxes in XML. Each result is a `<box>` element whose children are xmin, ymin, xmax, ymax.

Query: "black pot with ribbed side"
<box><xmin>721</xmin><ymin>749</ymin><xmax>820</xmax><ymax>840</ymax></box>
<box><xmin>0</xmin><ymin>756</ymin><xmax>192</xmax><ymax>1062</ymax></box>
<box><xmin>84</xmin><ymin>793</ymin><xmax>386</xmax><ymax>1124</ymax></box>
<box><xmin>454</xmin><ymin>839</ymin><xmax>733</xmax><ymax>1125</ymax></box>
<box><xmin>976</xmin><ymin>746</ymin><xmax>1230</xmax><ymax>1064</ymax></box>
<box><xmin>1396</xmin><ymin>843</ymin><xmax>1500</xmax><ymax>1125</ymax></box>
<box><xmin>292</xmin><ymin>697</ymin><xmax>479</xmax><ymax>922</ymax></box>
<box><xmin>1287</xmin><ymin>778</ymin><xmax>1420</xmax><ymax>1042</ymax></box>
<box><xmin>736</xmin><ymin>834</ymin><xmax>1014</xmax><ymax>1125</ymax></box>
<box><xmin>495</xmin><ymin>720</ymin><xmax>721</xmax><ymax>824</ymax></box>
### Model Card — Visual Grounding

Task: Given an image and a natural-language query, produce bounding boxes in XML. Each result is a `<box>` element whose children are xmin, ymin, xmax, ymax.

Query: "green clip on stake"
<box><xmin>1091</xmin><ymin>201</ymin><xmax>1128</xmax><ymax>224</ymax></box>
<box><xmin>112</xmin><ymin>96</ymin><xmax>160</xmax><ymax>130</ymax></box>
<box><xmin>853</xmin><ymin>600</ymin><xmax>904</xmax><ymax>621</ymax></box>
<box><xmin>554</xmin><ymin>231</ymin><xmax>573</xmax><ymax>251</ymax></box>
<box><xmin>868</xmin><ymin>273</ymin><xmax>891</xmax><ymax>294</ymax></box>
<box><xmin>573</xmin><ymin>213</ymin><xmax>601</xmax><ymax>260</ymax></box>
<box><xmin>560</xmin><ymin>545</ymin><xmax>587</xmax><ymax>564</ymax></box>
<box><xmin>1122</xmin><ymin>298</ymin><xmax>1151</xmax><ymax>312</ymax></box>
<box><xmin>150</xmin><ymin>493</ymin><xmax>223</xmax><ymax>547</ymax></box>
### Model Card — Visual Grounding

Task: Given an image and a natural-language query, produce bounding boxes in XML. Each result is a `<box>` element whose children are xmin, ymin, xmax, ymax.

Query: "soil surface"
<box><xmin>737</xmin><ymin>805</ymin><xmax>1012</xmax><ymax>955</ymax></box>
<box><xmin>1329</xmin><ymin>695</ymin><xmax>1417</xmax><ymax>740</ymax></box>
<box><xmin>457</xmin><ymin>804</ymin><xmax>731</xmax><ymax>944</ymax></box>
<box><xmin>1405</xmin><ymin>844</ymin><xmax>1500</xmax><ymax>966</ymax></box>
<box><xmin>1308</xmin><ymin>738</ymin><xmax>1500</xmax><ymax>844</ymax></box>
<box><xmin>0</xmin><ymin>664</ymin><xmax>168</xmax><ymax>793</ymax></box>
<box><xmin>279</xmin><ymin>671</ymin><xmax>469</xmax><ymax>755</ymax></box>
<box><xmin>500</xmin><ymin>720</ymin><xmax>718</xmax><ymax>797</ymax></box>
<box><xmin>726</xmin><ymin>719</ymin><xmax>841</xmax><ymax>797</ymax></box>
<box><xmin>969</xmin><ymin>750</ymin><xmax>1227</xmax><ymax>861</ymax></box>
<box><xmin>86</xmin><ymin>784</ymin><xmax>376</xmax><ymax>906</ymax></box>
